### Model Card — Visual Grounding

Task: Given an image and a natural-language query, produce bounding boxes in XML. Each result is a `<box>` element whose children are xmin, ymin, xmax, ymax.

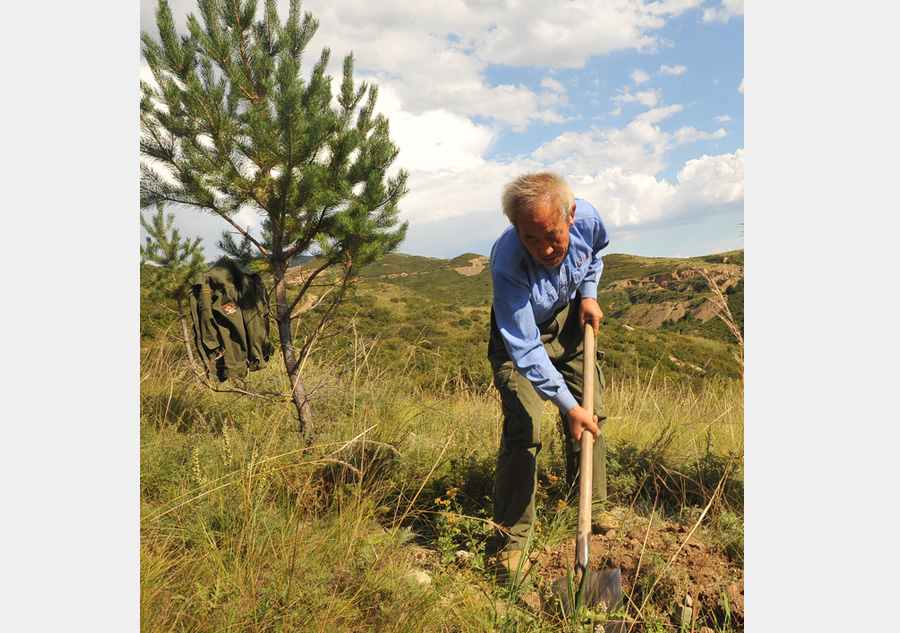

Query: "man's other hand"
<box><xmin>579</xmin><ymin>297</ymin><xmax>603</xmax><ymax>335</ymax></box>
<box><xmin>566</xmin><ymin>404</ymin><xmax>600</xmax><ymax>442</ymax></box>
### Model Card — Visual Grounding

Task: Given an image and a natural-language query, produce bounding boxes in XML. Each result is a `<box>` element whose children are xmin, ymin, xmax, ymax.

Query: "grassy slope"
<box><xmin>140</xmin><ymin>345</ymin><xmax>743</xmax><ymax>633</ymax></box>
<box><xmin>140</xmin><ymin>250</ymin><xmax>745</xmax><ymax>632</ymax></box>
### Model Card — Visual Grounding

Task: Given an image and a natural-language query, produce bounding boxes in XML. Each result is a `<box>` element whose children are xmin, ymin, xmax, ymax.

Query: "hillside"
<box><xmin>140</xmin><ymin>249</ymin><xmax>745</xmax><ymax>632</ymax></box>
<box><xmin>311</xmin><ymin>249</ymin><xmax>745</xmax><ymax>390</ymax></box>
<box><xmin>142</xmin><ymin>249</ymin><xmax>744</xmax><ymax>390</ymax></box>
<box><xmin>357</xmin><ymin>253</ymin><xmax>493</xmax><ymax>307</ymax></box>
<box><xmin>356</xmin><ymin>250</ymin><xmax>743</xmax><ymax>322</ymax></box>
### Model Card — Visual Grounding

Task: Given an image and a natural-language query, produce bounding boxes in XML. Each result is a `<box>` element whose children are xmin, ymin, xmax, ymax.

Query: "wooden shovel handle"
<box><xmin>575</xmin><ymin>325</ymin><xmax>595</xmax><ymax>573</ymax></box>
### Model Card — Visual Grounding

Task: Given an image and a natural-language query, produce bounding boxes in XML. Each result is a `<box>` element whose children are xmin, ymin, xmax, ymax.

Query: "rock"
<box><xmin>406</xmin><ymin>569</ymin><xmax>432</xmax><ymax>586</ymax></box>
<box><xmin>455</xmin><ymin>550</ymin><xmax>475</xmax><ymax>565</ymax></box>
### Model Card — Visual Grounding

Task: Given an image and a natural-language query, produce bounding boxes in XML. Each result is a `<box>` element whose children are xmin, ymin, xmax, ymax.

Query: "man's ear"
<box><xmin>567</xmin><ymin>203</ymin><xmax>576</xmax><ymax>226</ymax></box>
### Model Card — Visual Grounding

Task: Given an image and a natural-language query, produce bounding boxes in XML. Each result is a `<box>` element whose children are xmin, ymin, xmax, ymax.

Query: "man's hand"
<box><xmin>566</xmin><ymin>404</ymin><xmax>600</xmax><ymax>442</ymax></box>
<box><xmin>579</xmin><ymin>297</ymin><xmax>603</xmax><ymax>335</ymax></box>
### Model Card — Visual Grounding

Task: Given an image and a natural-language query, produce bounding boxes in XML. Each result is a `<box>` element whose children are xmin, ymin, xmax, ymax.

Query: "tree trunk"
<box><xmin>176</xmin><ymin>297</ymin><xmax>203</xmax><ymax>383</ymax></box>
<box><xmin>273</xmin><ymin>266</ymin><xmax>312</xmax><ymax>433</ymax></box>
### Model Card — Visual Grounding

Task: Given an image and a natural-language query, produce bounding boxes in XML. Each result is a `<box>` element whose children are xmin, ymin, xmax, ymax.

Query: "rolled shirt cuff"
<box><xmin>580</xmin><ymin>281</ymin><xmax>598</xmax><ymax>300</ymax></box>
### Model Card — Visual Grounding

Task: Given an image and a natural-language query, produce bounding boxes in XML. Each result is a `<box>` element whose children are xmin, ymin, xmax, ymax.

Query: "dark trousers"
<box><xmin>488</xmin><ymin>296</ymin><xmax>608</xmax><ymax>552</ymax></box>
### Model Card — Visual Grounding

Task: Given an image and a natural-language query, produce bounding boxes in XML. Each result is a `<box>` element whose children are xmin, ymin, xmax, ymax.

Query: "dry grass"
<box><xmin>140</xmin><ymin>332</ymin><xmax>743</xmax><ymax>632</ymax></box>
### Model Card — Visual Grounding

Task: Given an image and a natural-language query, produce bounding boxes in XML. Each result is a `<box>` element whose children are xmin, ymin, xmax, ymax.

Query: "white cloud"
<box><xmin>612</xmin><ymin>89</ymin><xmax>661</xmax><ymax>108</ymax></box>
<box><xmin>375</xmin><ymin>86</ymin><xmax>495</xmax><ymax>174</ymax></box>
<box><xmin>673</xmin><ymin>149</ymin><xmax>744</xmax><ymax>211</ymax></box>
<box><xmin>141</xmin><ymin>0</ymin><xmax>714</xmax><ymax>132</ymax></box>
<box><xmin>635</xmin><ymin>104</ymin><xmax>684</xmax><ymax>126</ymax></box>
<box><xmin>541</xmin><ymin>77</ymin><xmax>567</xmax><ymax>93</ymax></box>
<box><xmin>570</xmin><ymin>149</ymin><xmax>743</xmax><ymax>231</ymax></box>
<box><xmin>715</xmin><ymin>115</ymin><xmax>732</xmax><ymax>123</ymax></box>
<box><xmin>702</xmin><ymin>0</ymin><xmax>744</xmax><ymax>23</ymax></box>
<box><xmin>533</xmin><ymin>105</ymin><xmax>724</xmax><ymax>176</ymax></box>
<box><xmin>659</xmin><ymin>64</ymin><xmax>687</xmax><ymax>75</ymax></box>
<box><xmin>294</xmin><ymin>0</ymin><xmax>706</xmax><ymax>121</ymax></box>
<box><xmin>631</xmin><ymin>69</ymin><xmax>651</xmax><ymax>85</ymax></box>
<box><xmin>738</xmin><ymin>78</ymin><xmax>745</xmax><ymax>93</ymax></box>
<box><xmin>670</xmin><ymin>125</ymin><xmax>727</xmax><ymax>146</ymax></box>
<box><xmin>647</xmin><ymin>0</ymin><xmax>707</xmax><ymax>15</ymax></box>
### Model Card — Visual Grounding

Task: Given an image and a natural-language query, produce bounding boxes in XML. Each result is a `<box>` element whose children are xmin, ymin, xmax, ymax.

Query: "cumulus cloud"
<box><xmin>631</xmin><ymin>69</ymin><xmax>651</xmax><ymax>85</ymax></box>
<box><xmin>702</xmin><ymin>0</ymin><xmax>744</xmax><ymax>23</ymax></box>
<box><xmin>569</xmin><ymin>149</ymin><xmax>743</xmax><ymax>231</ymax></box>
<box><xmin>674</xmin><ymin>149</ymin><xmax>744</xmax><ymax>211</ymax></box>
<box><xmin>533</xmin><ymin>105</ymin><xmax>725</xmax><ymax>175</ymax></box>
<box><xmin>296</xmin><ymin>0</ymin><xmax>705</xmax><ymax>122</ymax></box>
<box><xmin>541</xmin><ymin>77</ymin><xmax>567</xmax><ymax>93</ymax></box>
<box><xmin>659</xmin><ymin>64</ymin><xmax>687</xmax><ymax>75</ymax></box>
<box><xmin>374</xmin><ymin>86</ymin><xmax>495</xmax><ymax>174</ymax></box>
<box><xmin>141</xmin><ymin>0</ymin><xmax>710</xmax><ymax>132</ymax></box>
<box><xmin>612</xmin><ymin>89</ymin><xmax>661</xmax><ymax>108</ymax></box>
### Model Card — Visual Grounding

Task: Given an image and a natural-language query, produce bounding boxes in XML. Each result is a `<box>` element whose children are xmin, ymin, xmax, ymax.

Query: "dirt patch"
<box><xmin>692</xmin><ymin>297</ymin><xmax>724</xmax><ymax>323</ymax></box>
<box><xmin>624</xmin><ymin>302</ymin><xmax>688</xmax><ymax>328</ymax></box>
<box><xmin>453</xmin><ymin>255</ymin><xmax>490</xmax><ymax>277</ymax></box>
<box><xmin>534</xmin><ymin>509</ymin><xmax>744</xmax><ymax>631</ymax></box>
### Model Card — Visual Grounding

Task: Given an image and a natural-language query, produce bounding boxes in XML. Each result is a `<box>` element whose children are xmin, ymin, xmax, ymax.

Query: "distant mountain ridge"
<box><xmin>144</xmin><ymin>248</ymin><xmax>743</xmax><ymax>389</ymax></box>
<box><xmin>286</xmin><ymin>249</ymin><xmax>743</xmax><ymax>387</ymax></box>
<box><xmin>356</xmin><ymin>250</ymin><xmax>744</xmax><ymax>328</ymax></box>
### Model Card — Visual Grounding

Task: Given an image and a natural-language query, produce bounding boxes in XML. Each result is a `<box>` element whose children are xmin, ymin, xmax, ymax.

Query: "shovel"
<box><xmin>549</xmin><ymin>325</ymin><xmax>624</xmax><ymax>622</ymax></box>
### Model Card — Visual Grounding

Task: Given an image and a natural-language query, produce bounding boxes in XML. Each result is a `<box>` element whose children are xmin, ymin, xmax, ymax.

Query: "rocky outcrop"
<box><xmin>453</xmin><ymin>255</ymin><xmax>489</xmax><ymax>277</ymax></box>
<box><xmin>606</xmin><ymin>265</ymin><xmax>742</xmax><ymax>292</ymax></box>
<box><xmin>603</xmin><ymin>265</ymin><xmax>742</xmax><ymax>328</ymax></box>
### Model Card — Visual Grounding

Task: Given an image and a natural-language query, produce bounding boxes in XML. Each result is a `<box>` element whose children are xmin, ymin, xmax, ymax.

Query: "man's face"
<box><xmin>516</xmin><ymin>201</ymin><xmax>576</xmax><ymax>268</ymax></box>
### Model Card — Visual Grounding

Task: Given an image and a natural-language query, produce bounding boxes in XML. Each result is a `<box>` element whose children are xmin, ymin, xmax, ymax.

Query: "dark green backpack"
<box><xmin>189</xmin><ymin>257</ymin><xmax>271</xmax><ymax>382</ymax></box>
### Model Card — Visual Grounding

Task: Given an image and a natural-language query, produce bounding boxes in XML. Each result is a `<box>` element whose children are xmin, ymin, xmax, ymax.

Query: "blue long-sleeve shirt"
<box><xmin>489</xmin><ymin>198</ymin><xmax>610</xmax><ymax>414</ymax></box>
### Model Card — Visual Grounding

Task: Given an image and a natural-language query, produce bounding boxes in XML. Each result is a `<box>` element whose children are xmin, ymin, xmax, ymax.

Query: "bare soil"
<box><xmin>532</xmin><ymin>507</ymin><xmax>744</xmax><ymax>631</ymax></box>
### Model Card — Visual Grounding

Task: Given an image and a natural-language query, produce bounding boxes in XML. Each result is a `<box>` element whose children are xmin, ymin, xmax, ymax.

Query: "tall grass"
<box><xmin>140</xmin><ymin>333</ymin><xmax>743</xmax><ymax>632</ymax></box>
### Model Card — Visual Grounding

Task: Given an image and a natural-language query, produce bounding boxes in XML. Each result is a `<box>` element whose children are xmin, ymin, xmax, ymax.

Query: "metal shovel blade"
<box><xmin>549</xmin><ymin>567</ymin><xmax>623</xmax><ymax>617</ymax></box>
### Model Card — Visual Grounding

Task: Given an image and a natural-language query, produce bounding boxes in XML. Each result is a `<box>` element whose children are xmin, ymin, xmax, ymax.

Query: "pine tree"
<box><xmin>140</xmin><ymin>202</ymin><xmax>207</xmax><ymax>373</ymax></box>
<box><xmin>140</xmin><ymin>0</ymin><xmax>409</xmax><ymax>432</ymax></box>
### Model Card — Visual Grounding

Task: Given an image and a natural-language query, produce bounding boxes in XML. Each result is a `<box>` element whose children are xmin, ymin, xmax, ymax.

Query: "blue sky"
<box><xmin>141</xmin><ymin>0</ymin><xmax>744</xmax><ymax>260</ymax></box>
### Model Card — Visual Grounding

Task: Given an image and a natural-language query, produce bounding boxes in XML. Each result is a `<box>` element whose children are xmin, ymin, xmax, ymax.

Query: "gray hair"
<box><xmin>501</xmin><ymin>172</ymin><xmax>574</xmax><ymax>230</ymax></box>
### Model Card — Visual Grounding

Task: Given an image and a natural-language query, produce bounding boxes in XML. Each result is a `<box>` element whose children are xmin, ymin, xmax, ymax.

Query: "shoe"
<box><xmin>591</xmin><ymin>510</ymin><xmax>619</xmax><ymax>534</ymax></box>
<box><xmin>495</xmin><ymin>549</ymin><xmax>533</xmax><ymax>584</ymax></box>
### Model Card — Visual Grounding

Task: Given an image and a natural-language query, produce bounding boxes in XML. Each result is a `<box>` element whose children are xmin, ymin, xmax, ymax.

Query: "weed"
<box><xmin>433</xmin><ymin>486</ymin><xmax>493</xmax><ymax>569</ymax></box>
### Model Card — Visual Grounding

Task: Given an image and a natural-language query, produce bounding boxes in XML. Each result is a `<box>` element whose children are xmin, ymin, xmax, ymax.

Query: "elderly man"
<box><xmin>488</xmin><ymin>172</ymin><xmax>613</xmax><ymax>581</ymax></box>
